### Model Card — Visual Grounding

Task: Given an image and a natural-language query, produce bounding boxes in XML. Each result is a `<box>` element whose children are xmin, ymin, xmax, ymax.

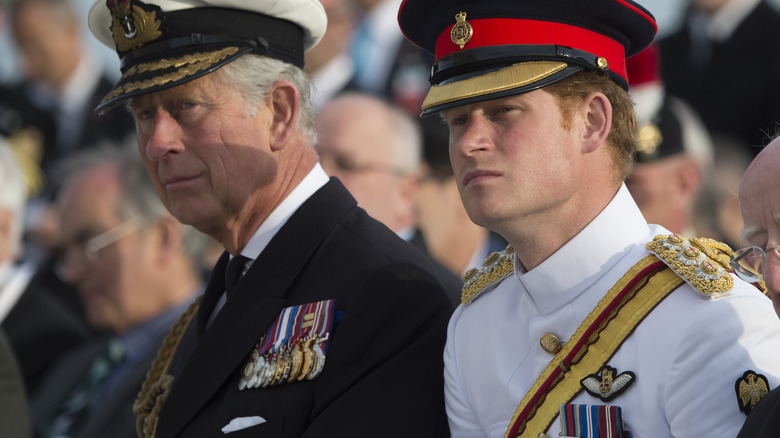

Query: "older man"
<box><xmin>31</xmin><ymin>148</ymin><xmax>206</xmax><ymax>438</ymax></box>
<box><xmin>735</xmin><ymin>137</ymin><xmax>780</xmax><ymax>436</ymax></box>
<box><xmin>87</xmin><ymin>0</ymin><xmax>453</xmax><ymax>437</ymax></box>
<box><xmin>398</xmin><ymin>0</ymin><xmax>780</xmax><ymax>436</ymax></box>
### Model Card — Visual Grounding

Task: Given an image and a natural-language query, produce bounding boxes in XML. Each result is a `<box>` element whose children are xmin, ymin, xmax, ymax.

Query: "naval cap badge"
<box><xmin>580</xmin><ymin>365</ymin><xmax>635</xmax><ymax>402</ymax></box>
<box><xmin>451</xmin><ymin>11</ymin><xmax>473</xmax><ymax>50</ymax></box>
<box><xmin>107</xmin><ymin>0</ymin><xmax>163</xmax><ymax>52</ymax></box>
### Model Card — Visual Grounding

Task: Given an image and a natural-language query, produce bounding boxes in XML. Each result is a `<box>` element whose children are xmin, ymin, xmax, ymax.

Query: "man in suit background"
<box><xmin>657</xmin><ymin>0</ymin><xmax>780</xmax><ymax>154</ymax></box>
<box><xmin>87</xmin><ymin>0</ymin><xmax>453</xmax><ymax>436</ymax></box>
<box><xmin>31</xmin><ymin>148</ymin><xmax>206</xmax><ymax>438</ymax></box>
<box><xmin>9</xmin><ymin>0</ymin><xmax>135</xmax><ymax>179</ymax></box>
<box><xmin>0</xmin><ymin>137</ymin><xmax>90</xmax><ymax>395</ymax></box>
<box><xmin>316</xmin><ymin>92</ymin><xmax>463</xmax><ymax>305</ymax></box>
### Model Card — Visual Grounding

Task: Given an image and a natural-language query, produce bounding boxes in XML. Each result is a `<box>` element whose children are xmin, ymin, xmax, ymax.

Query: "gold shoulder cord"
<box><xmin>134</xmin><ymin>296</ymin><xmax>202</xmax><ymax>438</ymax></box>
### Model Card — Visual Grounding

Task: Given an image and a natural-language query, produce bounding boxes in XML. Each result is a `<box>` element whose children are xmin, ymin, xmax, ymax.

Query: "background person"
<box><xmin>31</xmin><ymin>148</ymin><xmax>205</xmax><ymax>438</ymax></box>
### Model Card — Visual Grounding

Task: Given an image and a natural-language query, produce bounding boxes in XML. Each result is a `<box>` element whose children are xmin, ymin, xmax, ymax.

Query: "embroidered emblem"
<box><xmin>646</xmin><ymin>234</ymin><xmax>733</xmax><ymax>298</ymax></box>
<box><xmin>580</xmin><ymin>365</ymin><xmax>635</xmax><ymax>402</ymax></box>
<box><xmin>450</xmin><ymin>11</ymin><xmax>473</xmax><ymax>49</ymax></box>
<box><xmin>461</xmin><ymin>245</ymin><xmax>515</xmax><ymax>304</ymax></box>
<box><xmin>108</xmin><ymin>0</ymin><xmax>163</xmax><ymax>52</ymax></box>
<box><xmin>736</xmin><ymin>370</ymin><xmax>770</xmax><ymax>414</ymax></box>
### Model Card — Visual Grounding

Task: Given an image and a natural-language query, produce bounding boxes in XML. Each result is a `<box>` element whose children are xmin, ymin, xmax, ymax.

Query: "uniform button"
<box><xmin>540</xmin><ymin>333</ymin><xmax>562</xmax><ymax>354</ymax></box>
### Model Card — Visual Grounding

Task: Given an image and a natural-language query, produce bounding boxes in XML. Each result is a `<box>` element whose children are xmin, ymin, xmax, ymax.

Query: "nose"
<box><xmin>142</xmin><ymin>111</ymin><xmax>185</xmax><ymax>161</ymax></box>
<box><xmin>451</xmin><ymin>114</ymin><xmax>493</xmax><ymax>158</ymax></box>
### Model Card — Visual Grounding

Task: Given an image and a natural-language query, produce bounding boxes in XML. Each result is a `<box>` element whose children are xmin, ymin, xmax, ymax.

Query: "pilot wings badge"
<box><xmin>580</xmin><ymin>365</ymin><xmax>636</xmax><ymax>402</ymax></box>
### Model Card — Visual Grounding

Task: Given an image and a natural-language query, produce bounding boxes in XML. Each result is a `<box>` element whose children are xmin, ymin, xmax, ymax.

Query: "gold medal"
<box><xmin>297</xmin><ymin>338</ymin><xmax>314</xmax><ymax>381</ymax></box>
<box><xmin>288</xmin><ymin>342</ymin><xmax>303</xmax><ymax>383</ymax></box>
<box><xmin>307</xmin><ymin>337</ymin><xmax>326</xmax><ymax>380</ymax></box>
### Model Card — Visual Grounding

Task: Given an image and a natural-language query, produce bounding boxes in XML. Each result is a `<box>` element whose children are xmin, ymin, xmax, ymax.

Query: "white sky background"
<box><xmin>0</xmin><ymin>0</ymin><xmax>774</xmax><ymax>83</ymax></box>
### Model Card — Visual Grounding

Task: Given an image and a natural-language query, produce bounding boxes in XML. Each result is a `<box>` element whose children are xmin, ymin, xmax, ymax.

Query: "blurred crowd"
<box><xmin>1</xmin><ymin>0</ymin><xmax>780</xmax><ymax>436</ymax></box>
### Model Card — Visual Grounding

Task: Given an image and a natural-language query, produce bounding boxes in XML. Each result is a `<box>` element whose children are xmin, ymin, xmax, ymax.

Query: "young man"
<box><xmin>398</xmin><ymin>0</ymin><xmax>780</xmax><ymax>436</ymax></box>
<box><xmin>87</xmin><ymin>0</ymin><xmax>453</xmax><ymax>436</ymax></box>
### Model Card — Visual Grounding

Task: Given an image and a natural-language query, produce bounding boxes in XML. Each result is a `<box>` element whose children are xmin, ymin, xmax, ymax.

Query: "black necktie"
<box><xmin>225</xmin><ymin>255</ymin><xmax>250</xmax><ymax>296</ymax></box>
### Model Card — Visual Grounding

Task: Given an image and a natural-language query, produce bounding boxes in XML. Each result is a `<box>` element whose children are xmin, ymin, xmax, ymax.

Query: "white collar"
<box><xmin>516</xmin><ymin>184</ymin><xmax>650</xmax><ymax>315</ymax></box>
<box><xmin>0</xmin><ymin>261</ymin><xmax>34</xmax><ymax>322</ymax></box>
<box><xmin>695</xmin><ymin>0</ymin><xmax>760</xmax><ymax>42</ymax></box>
<box><xmin>239</xmin><ymin>163</ymin><xmax>329</xmax><ymax>261</ymax></box>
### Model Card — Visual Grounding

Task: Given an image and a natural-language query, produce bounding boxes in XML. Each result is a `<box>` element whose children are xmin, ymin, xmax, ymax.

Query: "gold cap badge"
<box><xmin>451</xmin><ymin>11</ymin><xmax>473</xmax><ymax>50</ymax></box>
<box><xmin>108</xmin><ymin>0</ymin><xmax>163</xmax><ymax>52</ymax></box>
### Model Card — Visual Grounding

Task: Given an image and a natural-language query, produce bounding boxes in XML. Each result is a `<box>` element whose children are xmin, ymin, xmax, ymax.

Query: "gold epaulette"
<box><xmin>461</xmin><ymin>245</ymin><xmax>515</xmax><ymax>304</ymax></box>
<box><xmin>645</xmin><ymin>234</ymin><xmax>734</xmax><ymax>299</ymax></box>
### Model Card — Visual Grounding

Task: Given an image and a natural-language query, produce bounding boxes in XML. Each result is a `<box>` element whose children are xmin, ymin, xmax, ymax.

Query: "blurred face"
<box><xmin>130</xmin><ymin>74</ymin><xmax>277</xmax><ymax>236</ymax></box>
<box><xmin>56</xmin><ymin>168</ymin><xmax>162</xmax><ymax>333</ymax></box>
<box><xmin>739</xmin><ymin>141</ymin><xmax>780</xmax><ymax>316</ymax></box>
<box><xmin>441</xmin><ymin>90</ymin><xmax>582</xmax><ymax>233</ymax></box>
<box><xmin>316</xmin><ymin>100</ymin><xmax>409</xmax><ymax>231</ymax></box>
<box><xmin>12</xmin><ymin>2</ymin><xmax>79</xmax><ymax>87</ymax></box>
<box><xmin>626</xmin><ymin>158</ymin><xmax>682</xmax><ymax>232</ymax></box>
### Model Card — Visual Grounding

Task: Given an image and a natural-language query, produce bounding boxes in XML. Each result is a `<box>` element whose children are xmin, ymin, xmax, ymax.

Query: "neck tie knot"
<box><xmin>225</xmin><ymin>255</ymin><xmax>250</xmax><ymax>296</ymax></box>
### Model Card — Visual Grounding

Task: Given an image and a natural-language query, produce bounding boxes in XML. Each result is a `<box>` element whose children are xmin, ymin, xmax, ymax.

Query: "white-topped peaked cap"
<box><xmin>87</xmin><ymin>0</ymin><xmax>327</xmax><ymax>114</ymax></box>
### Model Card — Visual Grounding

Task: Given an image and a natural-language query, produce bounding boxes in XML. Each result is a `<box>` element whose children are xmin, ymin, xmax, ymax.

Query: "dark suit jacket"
<box><xmin>658</xmin><ymin>1</ymin><xmax>780</xmax><ymax>152</ymax></box>
<box><xmin>2</xmin><ymin>281</ymin><xmax>91</xmax><ymax>395</ymax></box>
<box><xmin>31</xmin><ymin>336</ymin><xmax>156</xmax><ymax>438</ymax></box>
<box><xmin>408</xmin><ymin>228</ymin><xmax>465</xmax><ymax>306</ymax></box>
<box><xmin>738</xmin><ymin>386</ymin><xmax>780</xmax><ymax>437</ymax></box>
<box><xmin>154</xmin><ymin>179</ymin><xmax>453</xmax><ymax>437</ymax></box>
<box><xmin>0</xmin><ymin>328</ymin><xmax>31</xmax><ymax>438</ymax></box>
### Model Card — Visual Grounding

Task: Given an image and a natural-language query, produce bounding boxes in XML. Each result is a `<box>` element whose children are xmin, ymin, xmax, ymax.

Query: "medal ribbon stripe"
<box><xmin>505</xmin><ymin>255</ymin><xmax>684</xmax><ymax>437</ymax></box>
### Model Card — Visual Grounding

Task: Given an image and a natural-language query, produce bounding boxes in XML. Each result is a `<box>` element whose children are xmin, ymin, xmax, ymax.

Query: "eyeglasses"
<box><xmin>55</xmin><ymin>217</ymin><xmax>142</xmax><ymax>280</ymax></box>
<box><xmin>730</xmin><ymin>245</ymin><xmax>780</xmax><ymax>283</ymax></box>
<box><xmin>318</xmin><ymin>150</ymin><xmax>409</xmax><ymax>177</ymax></box>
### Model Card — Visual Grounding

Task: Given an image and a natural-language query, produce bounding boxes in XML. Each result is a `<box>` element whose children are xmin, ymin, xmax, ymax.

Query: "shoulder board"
<box><xmin>645</xmin><ymin>234</ymin><xmax>734</xmax><ymax>299</ymax></box>
<box><xmin>461</xmin><ymin>245</ymin><xmax>515</xmax><ymax>305</ymax></box>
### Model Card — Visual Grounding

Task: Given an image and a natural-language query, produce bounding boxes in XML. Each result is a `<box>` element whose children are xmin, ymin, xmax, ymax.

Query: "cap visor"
<box><xmin>421</xmin><ymin>61</ymin><xmax>569</xmax><ymax>116</ymax></box>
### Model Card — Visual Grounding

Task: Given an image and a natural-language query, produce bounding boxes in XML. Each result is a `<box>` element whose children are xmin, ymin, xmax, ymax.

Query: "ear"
<box><xmin>268</xmin><ymin>80</ymin><xmax>301</xmax><ymax>152</ymax></box>
<box><xmin>579</xmin><ymin>92</ymin><xmax>612</xmax><ymax>154</ymax></box>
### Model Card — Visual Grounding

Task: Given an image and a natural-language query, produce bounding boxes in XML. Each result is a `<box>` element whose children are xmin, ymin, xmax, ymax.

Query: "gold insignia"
<box><xmin>100</xmin><ymin>47</ymin><xmax>240</xmax><ymax>105</ymax></box>
<box><xmin>580</xmin><ymin>365</ymin><xmax>635</xmax><ymax>402</ymax></box>
<box><xmin>540</xmin><ymin>333</ymin><xmax>562</xmax><ymax>355</ymax></box>
<box><xmin>8</xmin><ymin>127</ymin><xmax>45</xmax><ymax>197</ymax></box>
<box><xmin>646</xmin><ymin>234</ymin><xmax>733</xmax><ymax>298</ymax></box>
<box><xmin>636</xmin><ymin>122</ymin><xmax>662</xmax><ymax>158</ymax></box>
<box><xmin>595</xmin><ymin>57</ymin><xmax>609</xmax><ymax>71</ymax></box>
<box><xmin>461</xmin><ymin>245</ymin><xmax>515</xmax><ymax>304</ymax></box>
<box><xmin>110</xmin><ymin>2</ymin><xmax>163</xmax><ymax>52</ymax></box>
<box><xmin>736</xmin><ymin>370</ymin><xmax>770</xmax><ymax>414</ymax></box>
<box><xmin>450</xmin><ymin>11</ymin><xmax>473</xmax><ymax>50</ymax></box>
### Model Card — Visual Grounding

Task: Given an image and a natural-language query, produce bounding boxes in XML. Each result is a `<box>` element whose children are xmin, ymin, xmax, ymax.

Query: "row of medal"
<box><xmin>239</xmin><ymin>299</ymin><xmax>335</xmax><ymax>390</ymax></box>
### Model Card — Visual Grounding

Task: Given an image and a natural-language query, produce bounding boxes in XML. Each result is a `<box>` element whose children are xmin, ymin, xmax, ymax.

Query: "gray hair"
<box><xmin>55</xmin><ymin>146</ymin><xmax>208</xmax><ymax>266</ymax></box>
<box><xmin>214</xmin><ymin>55</ymin><xmax>318</xmax><ymax>146</ymax></box>
<box><xmin>0</xmin><ymin>139</ymin><xmax>27</xmax><ymax>257</ymax></box>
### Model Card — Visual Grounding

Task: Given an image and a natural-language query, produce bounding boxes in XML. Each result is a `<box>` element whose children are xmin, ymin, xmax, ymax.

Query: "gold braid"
<box><xmin>133</xmin><ymin>296</ymin><xmax>202</xmax><ymax>438</ymax></box>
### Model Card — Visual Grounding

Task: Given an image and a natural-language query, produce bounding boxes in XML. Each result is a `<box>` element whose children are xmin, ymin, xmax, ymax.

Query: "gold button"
<box><xmin>540</xmin><ymin>333</ymin><xmax>562</xmax><ymax>354</ymax></box>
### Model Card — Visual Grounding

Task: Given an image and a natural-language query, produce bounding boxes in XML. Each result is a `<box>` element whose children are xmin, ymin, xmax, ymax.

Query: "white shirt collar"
<box><xmin>516</xmin><ymin>184</ymin><xmax>651</xmax><ymax>315</ymax></box>
<box><xmin>238</xmin><ymin>163</ymin><xmax>329</xmax><ymax>262</ymax></box>
<box><xmin>58</xmin><ymin>52</ymin><xmax>101</xmax><ymax>116</ymax></box>
<box><xmin>695</xmin><ymin>0</ymin><xmax>760</xmax><ymax>42</ymax></box>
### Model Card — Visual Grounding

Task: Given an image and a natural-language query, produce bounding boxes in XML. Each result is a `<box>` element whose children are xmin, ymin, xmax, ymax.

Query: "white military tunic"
<box><xmin>445</xmin><ymin>184</ymin><xmax>780</xmax><ymax>437</ymax></box>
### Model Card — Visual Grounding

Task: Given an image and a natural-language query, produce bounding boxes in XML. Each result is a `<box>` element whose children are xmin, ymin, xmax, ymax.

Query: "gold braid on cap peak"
<box><xmin>645</xmin><ymin>234</ymin><xmax>734</xmax><ymax>298</ymax></box>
